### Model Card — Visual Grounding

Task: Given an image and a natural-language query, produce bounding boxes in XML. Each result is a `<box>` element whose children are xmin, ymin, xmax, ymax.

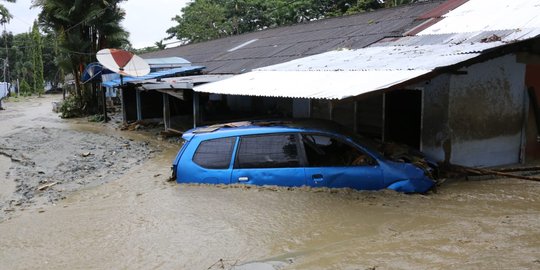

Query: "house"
<box><xmin>193</xmin><ymin>0</ymin><xmax>540</xmax><ymax>167</ymax></box>
<box><xmin>118</xmin><ymin>0</ymin><xmax>540</xmax><ymax>167</ymax></box>
<box><xmin>131</xmin><ymin>0</ymin><xmax>450</xmax><ymax>129</ymax></box>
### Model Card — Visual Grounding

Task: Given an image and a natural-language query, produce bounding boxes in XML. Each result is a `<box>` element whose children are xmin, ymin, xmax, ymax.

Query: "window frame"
<box><xmin>192</xmin><ymin>136</ymin><xmax>237</xmax><ymax>170</ymax></box>
<box><xmin>233</xmin><ymin>133</ymin><xmax>306</xmax><ymax>169</ymax></box>
<box><xmin>299</xmin><ymin>132</ymin><xmax>378</xmax><ymax>167</ymax></box>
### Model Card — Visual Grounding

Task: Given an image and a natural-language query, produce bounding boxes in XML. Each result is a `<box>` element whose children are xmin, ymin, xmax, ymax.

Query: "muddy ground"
<box><xmin>0</xmin><ymin>96</ymin><xmax>156</xmax><ymax>220</ymax></box>
<box><xmin>0</xmin><ymin>95</ymin><xmax>539</xmax><ymax>270</ymax></box>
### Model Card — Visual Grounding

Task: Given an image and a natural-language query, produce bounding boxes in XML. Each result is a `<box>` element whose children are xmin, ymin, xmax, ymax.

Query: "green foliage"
<box><xmin>35</xmin><ymin>0</ymin><xmax>130</xmax><ymax>115</ymax></box>
<box><xmin>167</xmin><ymin>0</ymin><xmax>420</xmax><ymax>44</ymax></box>
<box><xmin>19</xmin><ymin>79</ymin><xmax>31</xmax><ymax>95</ymax></box>
<box><xmin>31</xmin><ymin>21</ymin><xmax>45</xmax><ymax>96</ymax></box>
<box><xmin>59</xmin><ymin>94</ymin><xmax>82</xmax><ymax>118</ymax></box>
<box><xmin>167</xmin><ymin>0</ymin><xmax>231</xmax><ymax>43</ymax></box>
<box><xmin>42</xmin><ymin>33</ymin><xmax>61</xmax><ymax>91</ymax></box>
<box><xmin>0</xmin><ymin>0</ymin><xmax>15</xmax><ymax>24</ymax></box>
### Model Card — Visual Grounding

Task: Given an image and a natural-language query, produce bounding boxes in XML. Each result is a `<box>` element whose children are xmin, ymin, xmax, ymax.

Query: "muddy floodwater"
<box><xmin>1</xmin><ymin>96</ymin><xmax>539</xmax><ymax>269</ymax></box>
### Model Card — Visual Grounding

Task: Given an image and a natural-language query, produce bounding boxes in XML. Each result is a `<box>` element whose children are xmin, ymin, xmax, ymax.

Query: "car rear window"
<box><xmin>193</xmin><ymin>137</ymin><xmax>236</xmax><ymax>169</ymax></box>
<box><xmin>236</xmin><ymin>134</ymin><xmax>300</xmax><ymax>169</ymax></box>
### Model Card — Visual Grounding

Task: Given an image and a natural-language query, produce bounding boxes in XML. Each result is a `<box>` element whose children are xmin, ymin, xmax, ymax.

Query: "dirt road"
<box><xmin>0</xmin><ymin>96</ymin><xmax>539</xmax><ymax>269</ymax></box>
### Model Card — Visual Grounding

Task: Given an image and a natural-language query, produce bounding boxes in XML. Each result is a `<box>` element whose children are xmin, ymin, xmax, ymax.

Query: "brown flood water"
<box><xmin>0</xmin><ymin>95</ymin><xmax>539</xmax><ymax>269</ymax></box>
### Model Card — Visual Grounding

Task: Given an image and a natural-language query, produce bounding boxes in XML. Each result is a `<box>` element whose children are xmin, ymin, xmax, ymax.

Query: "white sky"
<box><xmin>3</xmin><ymin>0</ymin><xmax>191</xmax><ymax>48</ymax></box>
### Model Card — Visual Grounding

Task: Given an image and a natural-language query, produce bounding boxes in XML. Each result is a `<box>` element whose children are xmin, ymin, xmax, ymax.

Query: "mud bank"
<box><xmin>0</xmin><ymin>95</ymin><xmax>157</xmax><ymax>221</ymax></box>
<box><xmin>0</xmin><ymin>127</ymin><xmax>154</xmax><ymax>220</ymax></box>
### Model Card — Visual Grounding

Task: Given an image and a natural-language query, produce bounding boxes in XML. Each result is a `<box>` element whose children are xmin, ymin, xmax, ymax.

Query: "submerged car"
<box><xmin>171</xmin><ymin>120</ymin><xmax>436</xmax><ymax>193</ymax></box>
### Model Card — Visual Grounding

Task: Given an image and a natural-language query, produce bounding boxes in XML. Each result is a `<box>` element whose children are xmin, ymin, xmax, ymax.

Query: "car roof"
<box><xmin>182</xmin><ymin>119</ymin><xmax>351</xmax><ymax>141</ymax></box>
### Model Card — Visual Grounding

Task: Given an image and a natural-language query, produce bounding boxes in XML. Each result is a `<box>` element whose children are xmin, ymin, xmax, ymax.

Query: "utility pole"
<box><xmin>3</xmin><ymin>24</ymin><xmax>7</xmax><ymax>83</ymax></box>
<box><xmin>2</xmin><ymin>58</ymin><xmax>5</xmax><ymax>82</ymax></box>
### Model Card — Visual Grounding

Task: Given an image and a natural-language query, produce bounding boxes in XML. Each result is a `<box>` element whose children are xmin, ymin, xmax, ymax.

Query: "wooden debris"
<box><xmin>37</xmin><ymin>182</ymin><xmax>58</xmax><ymax>191</ymax></box>
<box><xmin>494</xmin><ymin>166</ymin><xmax>540</xmax><ymax>173</ymax></box>
<box><xmin>452</xmin><ymin>165</ymin><xmax>540</xmax><ymax>182</ymax></box>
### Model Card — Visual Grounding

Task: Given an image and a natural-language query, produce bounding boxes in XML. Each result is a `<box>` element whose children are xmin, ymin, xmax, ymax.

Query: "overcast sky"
<box><xmin>4</xmin><ymin>0</ymin><xmax>191</xmax><ymax>48</ymax></box>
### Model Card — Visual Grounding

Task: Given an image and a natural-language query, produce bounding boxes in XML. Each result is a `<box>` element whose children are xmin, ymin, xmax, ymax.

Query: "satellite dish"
<box><xmin>82</xmin><ymin>62</ymin><xmax>106</xmax><ymax>84</ymax></box>
<box><xmin>96</xmin><ymin>48</ymin><xmax>150</xmax><ymax>77</ymax></box>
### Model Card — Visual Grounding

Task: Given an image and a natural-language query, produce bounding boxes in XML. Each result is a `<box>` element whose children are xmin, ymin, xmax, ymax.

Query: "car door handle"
<box><xmin>312</xmin><ymin>174</ymin><xmax>323</xmax><ymax>182</ymax></box>
<box><xmin>238</xmin><ymin>176</ymin><xmax>249</xmax><ymax>182</ymax></box>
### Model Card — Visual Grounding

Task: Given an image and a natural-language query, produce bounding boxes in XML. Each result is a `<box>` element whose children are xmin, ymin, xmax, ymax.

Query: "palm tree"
<box><xmin>34</xmin><ymin>0</ymin><xmax>129</xmax><ymax>113</ymax></box>
<box><xmin>0</xmin><ymin>0</ymin><xmax>15</xmax><ymax>25</ymax></box>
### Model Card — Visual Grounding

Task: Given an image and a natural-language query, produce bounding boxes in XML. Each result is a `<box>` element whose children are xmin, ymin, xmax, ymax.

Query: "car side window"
<box><xmin>236</xmin><ymin>134</ymin><xmax>300</xmax><ymax>169</ymax></box>
<box><xmin>193</xmin><ymin>137</ymin><xmax>236</xmax><ymax>169</ymax></box>
<box><xmin>301</xmin><ymin>134</ymin><xmax>374</xmax><ymax>167</ymax></box>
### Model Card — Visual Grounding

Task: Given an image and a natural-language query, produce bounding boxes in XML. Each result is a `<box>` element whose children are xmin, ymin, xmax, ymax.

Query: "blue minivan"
<box><xmin>172</xmin><ymin>120</ymin><xmax>436</xmax><ymax>193</ymax></box>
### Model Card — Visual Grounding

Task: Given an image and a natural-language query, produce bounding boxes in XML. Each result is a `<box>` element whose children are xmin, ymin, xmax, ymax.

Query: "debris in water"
<box><xmin>82</xmin><ymin>152</ymin><xmax>92</xmax><ymax>157</ymax></box>
<box><xmin>37</xmin><ymin>182</ymin><xmax>58</xmax><ymax>191</ymax></box>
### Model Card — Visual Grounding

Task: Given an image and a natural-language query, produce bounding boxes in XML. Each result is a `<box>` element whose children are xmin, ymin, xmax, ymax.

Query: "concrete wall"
<box><xmin>420</xmin><ymin>74</ymin><xmax>452</xmax><ymax>162</ymax></box>
<box><xmin>422</xmin><ymin>54</ymin><xmax>527</xmax><ymax>167</ymax></box>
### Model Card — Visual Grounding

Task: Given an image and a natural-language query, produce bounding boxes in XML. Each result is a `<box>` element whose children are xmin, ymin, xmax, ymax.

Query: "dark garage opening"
<box><xmin>385</xmin><ymin>89</ymin><xmax>422</xmax><ymax>149</ymax></box>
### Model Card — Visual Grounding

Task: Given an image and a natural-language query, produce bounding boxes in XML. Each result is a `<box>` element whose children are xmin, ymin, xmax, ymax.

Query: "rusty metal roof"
<box><xmin>417</xmin><ymin>0</ymin><xmax>469</xmax><ymax>20</ymax></box>
<box><xmin>142</xmin><ymin>0</ymin><xmax>446</xmax><ymax>74</ymax></box>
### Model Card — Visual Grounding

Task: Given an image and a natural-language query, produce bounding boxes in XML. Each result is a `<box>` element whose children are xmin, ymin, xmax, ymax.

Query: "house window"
<box><xmin>193</xmin><ymin>137</ymin><xmax>236</xmax><ymax>169</ymax></box>
<box><xmin>236</xmin><ymin>134</ymin><xmax>300</xmax><ymax>168</ymax></box>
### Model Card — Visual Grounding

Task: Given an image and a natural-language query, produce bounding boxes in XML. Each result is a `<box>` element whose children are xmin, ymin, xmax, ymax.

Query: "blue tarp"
<box><xmin>102</xmin><ymin>65</ymin><xmax>205</xmax><ymax>88</ymax></box>
<box><xmin>82</xmin><ymin>62</ymin><xmax>115</xmax><ymax>84</ymax></box>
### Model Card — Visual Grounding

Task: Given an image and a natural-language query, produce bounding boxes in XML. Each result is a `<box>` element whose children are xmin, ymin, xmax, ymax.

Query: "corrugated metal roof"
<box><xmin>376</xmin><ymin>30</ymin><xmax>528</xmax><ymax>47</ymax></box>
<box><xmin>102</xmin><ymin>66</ymin><xmax>205</xmax><ymax>88</ymax></box>
<box><xmin>418</xmin><ymin>0</ymin><xmax>540</xmax><ymax>35</ymax></box>
<box><xmin>194</xmin><ymin>70</ymin><xmax>431</xmax><ymax>100</ymax></box>
<box><xmin>145</xmin><ymin>57</ymin><xmax>191</xmax><ymax>66</ymax></box>
<box><xmin>194</xmin><ymin>42</ymin><xmax>501</xmax><ymax>100</ymax></box>
<box><xmin>257</xmin><ymin>43</ymin><xmax>503</xmax><ymax>72</ymax></box>
<box><xmin>142</xmin><ymin>0</ymin><xmax>447</xmax><ymax>74</ymax></box>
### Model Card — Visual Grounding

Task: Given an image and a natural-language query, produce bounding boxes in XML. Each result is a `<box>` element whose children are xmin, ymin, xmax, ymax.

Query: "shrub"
<box><xmin>59</xmin><ymin>95</ymin><xmax>82</xmax><ymax>118</ymax></box>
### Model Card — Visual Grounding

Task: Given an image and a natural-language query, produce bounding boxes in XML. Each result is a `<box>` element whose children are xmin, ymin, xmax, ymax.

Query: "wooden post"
<box><xmin>101</xmin><ymin>85</ymin><xmax>108</xmax><ymax>122</ymax></box>
<box><xmin>353</xmin><ymin>101</ymin><xmax>358</xmax><ymax>134</ymax></box>
<box><xmin>382</xmin><ymin>92</ymin><xmax>387</xmax><ymax>143</ymax></box>
<box><xmin>120</xmin><ymin>75</ymin><xmax>127</xmax><ymax>124</ymax></box>
<box><xmin>193</xmin><ymin>92</ymin><xmax>199</xmax><ymax>128</ymax></box>
<box><xmin>163</xmin><ymin>93</ymin><xmax>170</xmax><ymax>130</ymax></box>
<box><xmin>136</xmin><ymin>89</ymin><xmax>142</xmax><ymax>121</ymax></box>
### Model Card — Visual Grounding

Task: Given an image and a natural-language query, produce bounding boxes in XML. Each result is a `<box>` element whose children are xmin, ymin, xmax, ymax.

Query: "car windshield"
<box><xmin>347</xmin><ymin>133</ymin><xmax>383</xmax><ymax>155</ymax></box>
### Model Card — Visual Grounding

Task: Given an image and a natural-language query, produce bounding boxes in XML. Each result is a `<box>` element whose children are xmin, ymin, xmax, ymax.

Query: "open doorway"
<box><xmin>384</xmin><ymin>89</ymin><xmax>422</xmax><ymax>149</ymax></box>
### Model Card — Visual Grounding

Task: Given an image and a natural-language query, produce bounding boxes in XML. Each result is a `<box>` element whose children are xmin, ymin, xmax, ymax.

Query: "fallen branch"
<box><xmin>452</xmin><ymin>164</ymin><xmax>540</xmax><ymax>182</ymax></box>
